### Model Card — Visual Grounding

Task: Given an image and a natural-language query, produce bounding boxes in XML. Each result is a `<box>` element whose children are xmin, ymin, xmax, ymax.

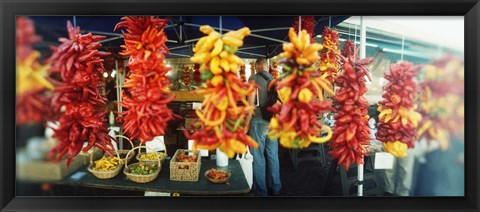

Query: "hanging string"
<box><xmin>328</xmin><ymin>16</ymin><xmax>332</xmax><ymax>28</ymax></box>
<box><xmin>73</xmin><ymin>16</ymin><xmax>77</xmax><ymax>28</ymax></box>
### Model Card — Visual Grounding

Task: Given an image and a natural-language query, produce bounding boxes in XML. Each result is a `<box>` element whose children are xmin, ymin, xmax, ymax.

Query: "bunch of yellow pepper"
<box><xmin>185</xmin><ymin>26</ymin><xmax>259</xmax><ymax>157</ymax></box>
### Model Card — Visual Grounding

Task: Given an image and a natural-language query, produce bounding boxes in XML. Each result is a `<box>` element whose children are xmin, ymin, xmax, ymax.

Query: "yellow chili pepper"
<box><xmin>210</xmin><ymin>75</ymin><xmax>224</xmax><ymax>86</ymax></box>
<box><xmin>383</xmin><ymin>141</ymin><xmax>408</xmax><ymax>158</ymax></box>
<box><xmin>215</xmin><ymin>97</ymin><xmax>228</xmax><ymax>111</ymax></box>
<box><xmin>298</xmin><ymin>88</ymin><xmax>313</xmax><ymax>103</ymax></box>
<box><xmin>278</xmin><ymin>87</ymin><xmax>291</xmax><ymax>103</ymax></box>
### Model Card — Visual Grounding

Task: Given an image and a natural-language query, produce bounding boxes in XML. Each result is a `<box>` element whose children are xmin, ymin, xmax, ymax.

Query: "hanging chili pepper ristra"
<box><xmin>47</xmin><ymin>21</ymin><xmax>114</xmax><ymax>166</ymax></box>
<box><xmin>292</xmin><ymin>16</ymin><xmax>316</xmax><ymax>42</ymax></box>
<box><xmin>327</xmin><ymin>51</ymin><xmax>374</xmax><ymax>170</ymax></box>
<box><xmin>115</xmin><ymin>16</ymin><xmax>180</xmax><ymax>143</ymax></box>
<box><xmin>341</xmin><ymin>40</ymin><xmax>355</xmax><ymax>60</ymax></box>
<box><xmin>417</xmin><ymin>55</ymin><xmax>464</xmax><ymax>150</ymax></box>
<box><xmin>376</xmin><ymin>62</ymin><xmax>422</xmax><ymax>158</ymax></box>
<box><xmin>183</xmin><ymin>66</ymin><xmax>191</xmax><ymax>86</ymax></box>
<box><xmin>184</xmin><ymin>25</ymin><xmax>258</xmax><ymax>157</ymax></box>
<box><xmin>239</xmin><ymin>65</ymin><xmax>247</xmax><ymax>82</ymax></box>
<box><xmin>16</xmin><ymin>16</ymin><xmax>54</xmax><ymax>125</ymax></box>
<box><xmin>193</xmin><ymin>64</ymin><xmax>202</xmax><ymax>84</ymax></box>
<box><xmin>319</xmin><ymin>26</ymin><xmax>341</xmax><ymax>83</ymax></box>
<box><xmin>267</xmin><ymin>28</ymin><xmax>333</xmax><ymax>149</ymax></box>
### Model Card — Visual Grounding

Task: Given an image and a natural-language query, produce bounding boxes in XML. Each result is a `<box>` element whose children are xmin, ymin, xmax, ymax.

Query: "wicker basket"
<box><xmin>124</xmin><ymin>146</ymin><xmax>161</xmax><ymax>183</ymax></box>
<box><xmin>204</xmin><ymin>169</ymin><xmax>231</xmax><ymax>184</ymax></box>
<box><xmin>136</xmin><ymin>142</ymin><xmax>167</xmax><ymax>163</ymax></box>
<box><xmin>104</xmin><ymin>135</ymin><xmax>135</xmax><ymax>164</ymax></box>
<box><xmin>88</xmin><ymin>150</ymin><xmax>123</xmax><ymax>179</ymax></box>
<box><xmin>170</xmin><ymin>149</ymin><xmax>201</xmax><ymax>182</ymax></box>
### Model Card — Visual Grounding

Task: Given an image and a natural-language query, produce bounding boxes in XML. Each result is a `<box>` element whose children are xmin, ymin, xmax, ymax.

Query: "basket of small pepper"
<box><xmin>124</xmin><ymin>146</ymin><xmax>161</xmax><ymax>183</ymax></box>
<box><xmin>104</xmin><ymin>135</ymin><xmax>136</xmax><ymax>164</ymax></box>
<box><xmin>88</xmin><ymin>150</ymin><xmax>123</xmax><ymax>179</ymax></box>
<box><xmin>170</xmin><ymin>149</ymin><xmax>201</xmax><ymax>182</ymax></box>
<box><xmin>135</xmin><ymin>142</ymin><xmax>167</xmax><ymax>164</ymax></box>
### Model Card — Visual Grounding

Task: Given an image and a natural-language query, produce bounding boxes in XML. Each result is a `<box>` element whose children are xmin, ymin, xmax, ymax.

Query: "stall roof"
<box><xmin>29</xmin><ymin>16</ymin><xmax>348</xmax><ymax>59</ymax></box>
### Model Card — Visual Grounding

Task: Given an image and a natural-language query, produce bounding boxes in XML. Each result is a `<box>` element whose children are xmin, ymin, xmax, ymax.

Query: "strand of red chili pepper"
<box><xmin>183</xmin><ymin>66</ymin><xmax>191</xmax><ymax>86</ymax></box>
<box><xmin>115</xmin><ymin>16</ymin><xmax>179</xmax><ymax>143</ymax></box>
<box><xmin>193</xmin><ymin>64</ymin><xmax>202</xmax><ymax>84</ymax></box>
<box><xmin>184</xmin><ymin>25</ymin><xmax>258</xmax><ymax>158</ymax></box>
<box><xmin>292</xmin><ymin>16</ymin><xmax>316</xmax><ymax>42</ymax></box>
<box><xmin>267</xmin><ymin>28</ymin><xmax>333</xmax><ymax>149</ymax></box>
<box><xmin>319</xmin><ymin>26</ymin><xmax>341</xmax><ymax>83</ymax></box>
<box><xmin>341</xmin><ymin>40</ymin><xmax>355</xmax><ymax>61</ymax></box>
<box><xmin>16</xmin><ymin>17</ymin><xmax>53</xmax><ymax>125</ymax></box>
<box><xmin>328</xmin><ymin>55</ymin><xmax>373</xmax><ymax>170</ymax></box>
<box><xmin>47</xmin><ymin>21</ymin><xmax>114</xmax><ymax>166</ymax></box>
<box><xmin>376</xmin><ymin>62</ymin><xmax>422</xmax><ymax>158</ymax></box>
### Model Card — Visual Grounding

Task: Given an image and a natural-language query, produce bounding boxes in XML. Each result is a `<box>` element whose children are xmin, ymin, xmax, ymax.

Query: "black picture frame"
<box><xmin>1</xmin><ymin>0</ymin><xmax>478</xmax><ymax>211</ymax></box>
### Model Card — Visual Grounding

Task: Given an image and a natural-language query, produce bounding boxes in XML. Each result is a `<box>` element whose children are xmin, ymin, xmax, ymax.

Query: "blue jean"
<box><xmin>248</xmin><ymin>117</ymin><xmax>282</xmax><ymax>196</ymax></box>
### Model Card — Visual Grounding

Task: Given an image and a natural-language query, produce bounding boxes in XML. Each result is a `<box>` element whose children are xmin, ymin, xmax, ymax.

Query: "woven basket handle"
<box><xmin>112</xmin><ymin>135</ymin><xmax>134</xmax><ymax>150</ymax></box>
<box><xmin>126</xmin><ymin>146</ymin><xmax>161</xmax><ymax>170</ymax></box>
<box><xmin>138</xmin><ymin>140</ymin><xmax>168</xmax><ymax>156</ymax></box>
<box><xmin>89</xmin><ymin>148</ymin><xmax>122</xmax><ymax>166</ymax></box>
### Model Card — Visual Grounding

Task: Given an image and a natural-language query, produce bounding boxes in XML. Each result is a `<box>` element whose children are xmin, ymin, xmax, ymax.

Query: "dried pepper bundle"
<box><xmin>267</xmin><ymin>28</ymin><xmax>333</xmax><ymax>148</ymax></box>
<box><xmin>193</xmin><ymin>64</ymin><xmax>201</xmax><ymax>83</ymax></box>
<box><xmin>292</xmin><ymin>16</ymin><xmax>316</xmax><ymax>42</ymax></box>
<box><xmin>239</xmin><ymin>65</ymin><xmax>246</xmax><ymax>82</ymax></box>
<box><xmin>115</xmin><ymin>16</ymin><xmax>179</xmax><ymax>143</ymax></box>
<box><xmin>376</xmin><ymin>62</ymin><xmax>422</xmax><ymax>158</ymax></box>
<box><xmin>47</xmin><ymin>21</ymin><xmax>113</xmax><ymax>166</ymax></box>
<box><xmin>417</xmin><ymin>55</ymin><xmax>464</xmax><ymax>149</ymax></box>
<box><xmin>269</xmin><ymin>64</ymin><xmax>278</xmax><ymax>79</ymax></box>
<box><xmin>341</xmin><ymin>40</ymin><xmax>355</xmax><ymax>60</ymax></box>
<box><xmin>319</xmin><ymin>26</ymin><xmax>340</xmax><ymax>83</ymax></box>
<box><xmin>16</xmin><ymin>17</ymin><xmax>54</xmax><ymax>125</ymax></box>
<box><xmin>328</xmin><ymin>55</ymin><xmax>373</xmax><ymax>170</ymax></box>
<box><xmin>183</xmin><ymin>66</ymin><xmax>191</xmax><ymax>86</ymax></box>
<box><xmin>184</xmin><ymin>25</ymin><xmax>258</xmax><ymax>157</ymax></box>
<box><xmin>249</xmin><ymin>61</ymin><xmax>256</xmax><ymax>76</ymax></box>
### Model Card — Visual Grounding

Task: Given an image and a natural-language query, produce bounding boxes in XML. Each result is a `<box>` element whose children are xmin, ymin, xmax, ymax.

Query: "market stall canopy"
<box><xmin>29</xmin><ymin>16</ymin><xmax>348</xmax><ymax>59</ymax></box>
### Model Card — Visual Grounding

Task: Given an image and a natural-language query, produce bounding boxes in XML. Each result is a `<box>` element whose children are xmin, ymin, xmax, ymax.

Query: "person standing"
<box><xmin>245</xmin><ymin>57</ymin><xmax>282</xmax><ymax>196</ymax></box>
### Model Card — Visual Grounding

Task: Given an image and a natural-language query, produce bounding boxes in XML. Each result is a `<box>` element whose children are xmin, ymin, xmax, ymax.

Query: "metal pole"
<box><xmin>401</xmin><ymin>35</ymin><xmax>405</xmax><ymax>62</ymax></box>
<box><xmin>115</xmin><ymin>60</ymin><xmax>123</xmax><ymax>149</ymax></box>
<box><xmin>358</xmin><ymin>16</ymin><xmax>367</xmax><ymax>197</ymax></box>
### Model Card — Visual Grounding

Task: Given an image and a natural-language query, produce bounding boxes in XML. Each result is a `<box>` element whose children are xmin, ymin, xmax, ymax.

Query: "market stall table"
<box><xmin>19</xmin><ymin>159</ymin><xmax>250</xmax><ymax>195</ymax></box>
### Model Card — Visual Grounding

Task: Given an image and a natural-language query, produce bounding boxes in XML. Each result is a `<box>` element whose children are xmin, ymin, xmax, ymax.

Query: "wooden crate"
<box><xmin>170</xmin><ymin>149</ymin><xmax>201</xmax><ymax>182</ymax></box>
<box><xmin>16</xmin><ymin>153</ymin><xmax>85</xmax><ymax>181</ymax></box>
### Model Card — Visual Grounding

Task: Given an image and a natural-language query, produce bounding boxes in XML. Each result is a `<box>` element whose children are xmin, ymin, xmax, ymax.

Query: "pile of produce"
<box><xmin>176</xmin><ymin>152</ymin><xmax>198</xmax><ymax>162</ymax></box>
<box><xmin>138</xmin><ymin>152</ymin><xmax>166</xmax><ymax>161</ymax></box>
<box><xmin>319</xmin><ymin>26</ymin><xmax>341</xmax><ymax>83</ymax></box>
<box><xmin>267</xmin><ymin>28</ymin><xmax>333</xmax><ymax>148</ymax></box>
<box><xmin>16</xmin><ymin>16</ymin><xmax>54</xmax><ymax>125</ymax></box>
<box><xmin>193</xmin><ymin>64</ymin><xmax>201</xmax><ymax>84</ymax></box>
<box><xmin>206</xmin><ymin>168</ymin><xmax>229</xmax><ymax>180</ymax></box>
<box><xmin>328</xmin><ymin>55</ymin><xmax>373</xmax><ymax>169</ymax></box>
<box><xmin>376</xmin><ymin>62</ymin><xmax>422</xmax><ymax>158</ymax></box>
<box><xmin>47</xmin><ymin>21</ymin><xmax>114</xmax><ymax>166</ymax></box>
<box><xmin>93</xmin><ymin>156</ymin><xmax>122</xmax><ymax>171</ymax></box>
<box><xmin>128</xmin><ymin>163</ymin><xmax>158</xmax><ymax>175</ymax></box>
<box><xmin>183</xmin><ymin>66</ymin><xmax>191</xmax><ymax>86</ymax></box>
<box><xmin>115</xmin><ymin>16</ymin><xmax>179</xmax><ymax>143</ymax></box>
<box><xmin>184</xmin><ymin>25</ymin><xmax>258</xmax><ymax>157</ymax></box>
<box><xmin>417</xmin><ymin>55</ymin><xmax>464</xmax><ymax>149</ymax></box>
